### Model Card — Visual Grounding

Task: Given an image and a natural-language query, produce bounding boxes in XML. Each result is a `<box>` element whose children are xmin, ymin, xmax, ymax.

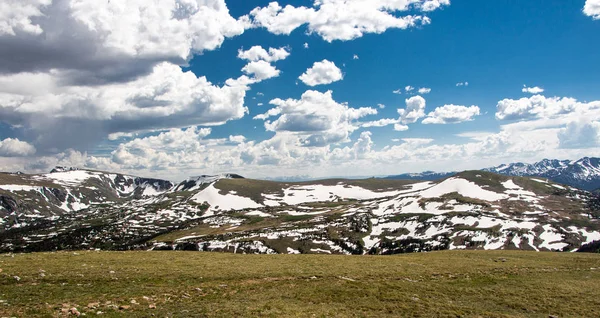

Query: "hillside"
<box><xmin>0</xmin><ymin>251</ymin><xmax>598</xmax><ymax>317</ymax></box>
<box><xmin>0</xmin><ymin>169</ymin><xmax>598</xmax><ymax>254</ymax></box>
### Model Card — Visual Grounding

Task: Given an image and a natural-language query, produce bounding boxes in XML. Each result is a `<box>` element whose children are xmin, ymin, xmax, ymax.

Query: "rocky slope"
<box><xmin>0</xmin><ymin>169</ymin><xmax>598</xmax><ymax>254</ymax></box>
<box><xmin>0</xmin><ymin>168</ymin><xmax>172</xmax><ymax>230</ymax></box>
<box><xmin>485</xmin><ymin>157</ymin><xmax>600</xmax><ymax>191</ymax></box>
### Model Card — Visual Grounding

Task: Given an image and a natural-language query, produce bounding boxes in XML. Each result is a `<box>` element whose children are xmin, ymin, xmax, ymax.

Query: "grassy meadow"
<box><xmin>0</xmin><ymin>251</ymin><xmax>598</xmax><ymax>317</ymax></box>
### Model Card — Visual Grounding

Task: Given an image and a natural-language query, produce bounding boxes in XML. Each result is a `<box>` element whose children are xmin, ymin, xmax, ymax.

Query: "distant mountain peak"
<box><xmin>485</xmin><ymin>157</ymin><xmax>600</xmax><ymax>191</ymax></box>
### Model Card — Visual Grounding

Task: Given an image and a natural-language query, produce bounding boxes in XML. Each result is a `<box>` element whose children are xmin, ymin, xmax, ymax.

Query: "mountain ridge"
<box><xmin>484</xmin><ymin>157</ymin><xmax>600</xmax><ymax>191</ymax></box>
<box><xmin>1</xmin><ymin>168</ymin><xmax>598</xmax><ymax>254</ymax></box>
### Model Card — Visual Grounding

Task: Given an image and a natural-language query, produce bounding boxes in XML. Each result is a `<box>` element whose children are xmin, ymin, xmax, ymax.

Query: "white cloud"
<box><xmin>111</xmin><ymin>127</ymin><xmax>214</xmax><ymax>169</ymax></box>
<box><xmin>260</xmin><ymin>90</ymin><xmax>377</xmax><ymax>146</ymax></box>
<box><xmin>248</xmin><ymin>0</ymin><xmax>448</xmax><ymax>42</ymax></box>
<box><xmin>495</xmin><ymin>95</ymin><xmax>598</xmax><ymax>121</ymax></box>
<box><xmin>107</xmin><ymin>132</ymin><xmax>134</xmax><ymax>141</ymax></box>
<box><xmin>455</xmin><ymin>131</ymin><xmax>495</xmax><ymax>141</ymax></box>
<box><xmin>362</xmin><ymin>118</ymin><xmax>400</xmax><ymax>128</ymax></box>
<box><xmin>257</xmin><ymin>103</ymin><xmax>264</xmax><ymax>106</ymax></box>
<box><xmin>361</xmin><ymin>96</ymin><xmax>427</xmax><ymax>130</ymax></box>
<box><xmin>584</xmin><ymin>0</ymin><xmax>600</xmax><ymax>19</ymax></box>
<box><xmin>0</xmin><ymin>63</ymin><xmax>250</xmax><ymax>152</ymax></box>
<box><xmin>304</xmin><ymin>42</ymin><xmax>309</xmax><ymax>49</ymax></box>
<box><xmin>237</xmin><ymin>46</ymin><xmax>290</xmax><ymax>62</ymax></box>
<box><xmin>418</xmin><ymin>87</ymin><xmax>431</xmax><ymax>94</ymax></box>
<box><xmin>522</xmin><ymin>86</ymin><xmax>544</xmax><ymax>94</ymax></box>
<box><xmin>394</xmin><ymin>123</ymin><xmax>409</xmax><ymax>131</ymax></box>
<box><xmin>456</xmin><ymin>82</ymin><xmax>469</xmax><ymax>87</ymax></box>
<box><xmin>392</xmin><ymin>89</ymin><xmax>403</xmax><ymax>95</ymax></box>
<box><xmin>352</xmin><ymin>131</ymin><xmax>373</xmax><ymax>159</ymax></box>
<box><xmin>0</xmin><ymin>138</ymin><xmax>36</xmax><ymax>157</ymax></box>
<box><xmin>399</xmin><ymin>96</ymin><xmax>427</xmax><ymax>124</ymax></box>
<box><xmin>253</xmin><ymin>107</ymin><xmax>282</xmax><ymax>120</ymax></box>
<box><xmin>241</xmin><ymin>60</ymin><xmax>281</xmax><ymax>81</ymax></box>
<box><xmin>229</xmin><ymin>135</ymin><xmax>247</xmax><ymax>144</ymax></box>
<box><xmin>353</xmin><ymin>54</ymin><xmax>359</xmax><ymax>60</ymax></box>
<box><xmin>299</xmin><ymin>60</ymin><xmax>343</xmax><ymax>86</ymax></box>
<box><xmin>0</xmin><ymin>0</ymin><xmax>248</xmax><ymax>82</ymax></box>
<box><xmin>0</xmin><ymin>0</ymin><xmax>50</xmax><ymax>36</ymax></box>
<box><xmin>558</xmin><ymin>120</ymin><xmax>600</xmax><ymax>149</ymax></box>
<box><xmin>238</xmin><ymin>46</ymin><xmax>290</xmax><ymax>82</ymax></box>
<box><xmin>378</xmin><ymin>103</ymin><xmax>386</xmax><ymax>109</ymax></box>
<box><xmin>0</xmin><ymin>0</ymin><xmax>253</xmax><ymax>153</ymax></box>
<box><xmin>10</xmin><ymin>94</ymin><xmax>600</xmax><ymax>181</ymax></box>
<box><xmin>405</xmin><ymin>85</ymin><xmax>414</xmax><ymax>92</ymax></box>
<box><xmin>423</xmin><ymin>105</ymin><xmax>481</xmax><ymax>124</ymax></box>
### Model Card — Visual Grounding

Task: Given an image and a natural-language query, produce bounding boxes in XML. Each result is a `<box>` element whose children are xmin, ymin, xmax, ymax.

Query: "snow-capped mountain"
<box><xmin>485</xmin><ymin>157</ymin><xmax>600</xmax><ymax>191</ymax></box>
<box><xmin>1</xmin><ymin>169</ymin><xmax>598</xmax><ymax>254</ymax></box>
<box><xmin>0</xmin><ymin>168</ymin><xmax>173</xmax><ymax>224</ymax></box>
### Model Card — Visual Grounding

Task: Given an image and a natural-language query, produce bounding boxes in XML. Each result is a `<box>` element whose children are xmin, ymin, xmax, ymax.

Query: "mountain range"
<box><xmin>384</xmin><ymin>157</ymin><xmax>600</xmax><ymax>192</ymax></box>
<box><xmin>484</xmin><ymin>157</ymin><xmax>600</xmax><ymax>191</ymax></box>
<box><xmin>1</xmin><ymin>164</ymin><xmax>599</xmax><ymax>254</ymax></box>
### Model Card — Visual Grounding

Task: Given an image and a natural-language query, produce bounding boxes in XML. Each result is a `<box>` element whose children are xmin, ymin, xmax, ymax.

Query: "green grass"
<box><xmin>0</xmin><ymin>251</ymin><xmax>599</xmax><ymax>317</ymax></box>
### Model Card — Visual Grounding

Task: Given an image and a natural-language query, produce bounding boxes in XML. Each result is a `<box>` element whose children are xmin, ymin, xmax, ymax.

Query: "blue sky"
<box><xmin>193</xmin><ymin>0</ymin><xmax>600</xmax><ymax>148</ymax></box>
<box><xmin>0</xmin><ymin>0</ymin><xmax>600</xmax><ymax>180</ymax></box>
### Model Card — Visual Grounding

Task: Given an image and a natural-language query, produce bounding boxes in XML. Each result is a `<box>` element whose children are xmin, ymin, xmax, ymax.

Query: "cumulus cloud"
<box><xmin>0</xmin><ymin>0</ymin><xmax>50</xmax><ymax>36</ymax></box>
<box><xmin>399</xmin><ymin>96</ymin><xmax>427</xmax><ymax>124</ymax></box>
<box><xmin>0</xmin><ymin>0</ymin><xmax>248</xmax><ymax>82</ymax></box>
<box><xmin>299</xmin><ymin>60</ymin><xmax>343</xmax><ymax>86</ymax></box>
<box><xmin>0</xmin><ymin>63</ymin><xmax>250</xmax><ymax>152</ymax></box>
<box><xmin>584</xmin><ymin>0</ymin><xmax>600</xmax><ymax>19</ymax></box>
<box><xmin>304</xmin><ymin>42</ymin><xmax>309</xmax><ymax>49</ymax></box>
<box><xmin>353</xmin><ymin>54</ymin><xmax>359</xmax><ymax>60</ymax></box>
<box><xmin>361</xmin><ymin>96</ymin><xmax>427</xmax><ymax>130</ymax></box>
<box><xmin>229</xmin><ymin>135</ymin><xmax>247</xmax><ymax>144</ymax></box>
<box><xmin>392</xmin><ymin>89</ymin><xmax>403</xmax><ymax>95</ymax></box>
<box><xmin>237</xmin><ymin>46</ymin><xmax>290</xmax><ymax>62</ymax></box>
<box><xmin>418</xmin><ymin>87</ymin><xmax>431</xmax><ymax>94</ymax></box>
<box><xmin>111</xmin><ymin>127</ymin><xmax>214</xmax><ymax>170</ymax></box>
<box><xmin>248</xmin><ymin>0</ymin><xmax>448</xmax><ymax>42</ymax></box>
<box><xmin>423</xmin><ymin>105</ymin><xmax>481</xmax><ymax>124</ymax></box>
<box><xmin>241</xmin><ymin>60</ymin><xmax>281</xmax><ymax>81</ymax></box>
<box><xmin>558</xmin><ymin>120</ymin><xmax>600</xmax><ymax>149</ymax></box>
<box><xmin>258</xmin><ymin>90</ymin><xmax>377</xmax><ymax>146</ymax></box>
<box><xmin>362</xmin><ymin>118</ymin><xmax>400</xmax><ymax>128</ymax></box>
<box><xmin>107</xmin><ymin>132</ymin><xmax>134</xmax><ymax>141</ymax></box>
<box><xmin>405</xmin><ymin>85</ymin><xmax>415</xmax><ymax>93</ymax></box>
<box><xmin>0</xmin><ymin>0</ymin><xmax>258</xmax><ymax>154</ymax></box>
<box><xmin>522</xmin><ymin>86</ymin><xmax>544</xmax><ymax>94</ymax></box>
<box><xmin>237</xmin><ymin>45</ymin><xmax>290</xmax><ymax>83</ymax></box>
<box><xmin>394</xmin><ymin>124</ymin><xmax>409</xmax><ymax>131</ymax></box>
<box><xmin>456</xmin><ymin>82</ymin><xmax>469</xmax><ymax>87</ymax></box>
<box><xmin>495</xmin><ymin>95</ymin><xmax>599</xmax><ymax>121</ymax></box>
<box><xmin>9</xmin><ymin>97</ymin><xmax>600</xmax><ymax>180</ymax></box>
<box><xmin>0</xmin><ymin>138</ymin><xmax>36</xmax><ymax>157</ymax></box>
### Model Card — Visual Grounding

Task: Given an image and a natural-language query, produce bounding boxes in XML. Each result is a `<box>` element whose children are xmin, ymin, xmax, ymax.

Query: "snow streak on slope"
<box><xmin>192</xmin><ymin>184</ymin><xmax>262</xmax><ymax>213</ymax></box>
<box><xmin>272</xmin><ymin>184</ymin><xmax>402</xmax><ymax>205</ymax></box>
<box><xmin>420</xmin><ymin>178</ymin><xmax>507</xmax><ymax>201</ymax></box>
<box><xmin>2</xmin><ymin>170</ymin><xmax>599</xmax><ymax>255</ymax></box>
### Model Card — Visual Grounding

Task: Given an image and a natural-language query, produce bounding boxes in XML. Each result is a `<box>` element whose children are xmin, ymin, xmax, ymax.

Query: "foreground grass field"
<box><xmin>0</xmin><ymin>251</ymin><xmax>599</xmax><ymax>317</ymax></box>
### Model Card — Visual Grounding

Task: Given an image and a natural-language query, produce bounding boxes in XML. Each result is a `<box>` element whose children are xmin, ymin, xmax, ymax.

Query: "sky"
<box><xmin>0</xmin><ymin>0</ymin><xmax>600</xmax><ymax>181</ymax></box>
